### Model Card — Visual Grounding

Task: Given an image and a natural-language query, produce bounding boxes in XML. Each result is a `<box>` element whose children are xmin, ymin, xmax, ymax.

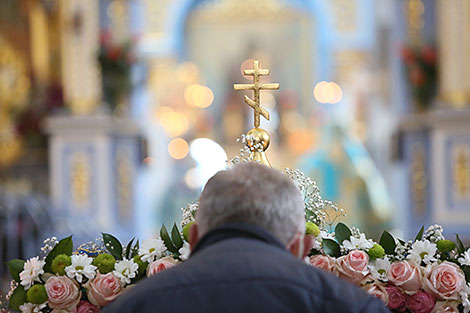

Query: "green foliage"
<box><xmin>92</xmin><ymin>254</ymin><xmax>116</xmax><ymax>274</ymax></box>
<box><xmin>9</xmin><ymin>285</ymin><xmax>26</xmax><ymax>311</ymax></box>
<box><xmin>334</xmin><ymin>223</ymin><xmax>352</xmax><ymax>244</ymax></box>
<box><xmin>436</xmin><ymin>240</ymin><xmax>456</xmax><ymax>253</ymax></box>
<box><xmin>305</xmin><ymin>222</ymin><xmax>320</xmax><ymax>236</ymax></box>
<box><xmin>183</xmin><ymin>222</ymin><xmax>195</xmax><ymax>242</ymax></box>
<box><xmin>367</xmin><ymin>244</ymin><xmax>385</xmax><ymax>260</ymax></box>
<box><xmin>414</xmin><ymin>226</ymin><xmax>424</xmax><ymax>242</ymax></box>
<box><xmin>51</xmin><ymin>254</ymin><xmax>71</xmax><ymax>275</ymax></box>
<box><xmin>7</xmin><ymin>259</ymin><xmax>25</xmax><ymax>283</ymax></box>
<box><xmin>102</xmin><ymin>233</ymin><xmax>123</xmax><ymax>260</ymax></box>
<box><xmin>125</xmin><ymin>237</ymin><xmax>135</xmax><ymax>259</ymax></box>
<box><xmin>456</xmin><ymin>234</ymin><xmax>465</xmax><ymax>254</ymax></box>
<box><xmin>160</xmin><ymin>225</ymin><xmax>178</xmax><ymax>254</ymax></box>
<box><xmin>44</xmin><ymin>236</ymin><xmax>73</xmax><ymax>273</ymax></box>
<box><xmin>26</xmin><ymin>284</ymin><xmax>48</xmax><ymax>304</ymax></box>
<box><xmin>133</xmin><ymin>255</ymin><xmax>148</xmax><ymax>276</ymax></box>
<box><xmin>379</xmin><ymin>231</ymin><xmax>396</xmax><ymax>255</ymax></box>
<box><xmin>171</xmin><ymin>224</ymin><xmax>183</xmax><ymax>250</ymax></box>
<box><xmin>322</xmin><ymin>239</ymin><xmax>341</xmax><ymax>258</ymax></box>
<box><xmin>463</xmin><ymin>265</ymin><xmax>470</xmax><ymax>282</ymax></box>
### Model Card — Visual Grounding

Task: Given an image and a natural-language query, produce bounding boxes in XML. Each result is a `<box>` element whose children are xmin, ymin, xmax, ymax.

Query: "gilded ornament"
<box><xmin>234</xmin><ymin>60</ymin><xmax>279</xmax><ymax>167</ymax></box>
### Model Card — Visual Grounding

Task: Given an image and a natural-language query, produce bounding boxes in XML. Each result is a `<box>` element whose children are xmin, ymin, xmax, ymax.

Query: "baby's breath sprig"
<box><xmin>181</xmin><ymin>202</ymin><xmax>199</xmax><ymax>228</ymax></box>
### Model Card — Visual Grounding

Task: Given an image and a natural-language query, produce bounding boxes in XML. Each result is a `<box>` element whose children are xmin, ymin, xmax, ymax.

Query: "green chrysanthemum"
<box><xmin>183</xmin><ymin>221</ymin><xmax>196</xmax><ymax>242</ymax></box>
<box><xmin>436</xmin><ymin>240</ymin><xmax>456</xmax><ymax>253</ymax></box>
<box><xmin>133</xmin><ymin>255</ymin><xmax>148</xmax><ymax>276</ymax></box>
<box><xmin>51</xmin><ymin>254</ymin><xmax>71</xmax><ymax>276</ymax></box>
<box><xmin>26</xmin><ymin>284</ymin><xmax>48</xmax><ymax>304</ymax></box>
<box><xmin>367</xmin><ymin>244</ymin><xmax>385</xmax><ymax>259</ymax></box>
<box><xmin>305</xmin><ymin>222</ymin><xmax>320</xmax><ymax>237</ymax></box>
<box><xmin>92</xmin><ymin>253</ymin><xmax>116</xmax><ymax>274</ymax></box>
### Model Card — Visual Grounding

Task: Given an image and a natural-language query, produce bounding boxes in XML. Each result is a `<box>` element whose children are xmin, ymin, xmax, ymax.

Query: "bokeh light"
<box><xmin>168</xmin><ymin>138</ymin><xmax>189</xmax><ymax>160</ymax></box>
<box><xmin>313</xmin><ymin>81</ymin><xmax>343</xmax><ymax>104</ymax></box>
<box><xmin>184</xmin><ymin>84</ymin><xmax>214</xmax><ymax>108</ymax></box>
<box><xmin>155</xmin><ymin>106</ymin><xmax>189</xmax><ymax>137</ymax></box>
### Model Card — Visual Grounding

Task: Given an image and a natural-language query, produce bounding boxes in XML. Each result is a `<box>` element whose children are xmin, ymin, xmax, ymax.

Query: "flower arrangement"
<box><xmin>6</xmin><ymin>225</ymin><xmax>189</xmax><ymax>312</ymax></box>
<box><xmin>98</xmin><ymin>30</ymin><xmax>136</xmax><ymax>110</ymax></box>
<box><xmin>400</xmin><ymin>44</ymin><xmax>437</xmax><ymax>112</ymax></box>
<box><xmin>307</xmin><ymin>223</ymin><xmax>470</xmax><ymax>313</ymax></box>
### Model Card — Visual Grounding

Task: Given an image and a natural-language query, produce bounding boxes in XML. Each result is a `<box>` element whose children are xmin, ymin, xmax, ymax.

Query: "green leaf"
<box><xmin>7</xmin><ymin>259</ymin><xmax>25</xmax><ymax>283</ymax></box>
<box><xmin>130</xmin><ymin>239</ymin><xmax>139</xmax><ymax>258</ymax></box>
<box><xmin>44</xmin><ymin>235</ymin><xmax>73</xmax><ymax>273</ymax></box>
<box><xmin>462</xmin><ymin>265</ymin><xmax>470</xmax><ymax>282</ymax></box>
<box><xmin>322</xmin><ymin>239</ymin><xmax>341</xmax><ymax>258</ymax></box>
<box><xmin>379</xmin><ymin>231</ymin><xmax>397</xmax><ymax>255</ymax></box>
<box><xmin>414</xmin><ymin>226</ymin><xmax>424</xmax><ymax>242</ymax></box>
<box><xmin>334</xmin><ymin>223</ymin><xmax>352</xmax><ymax>244</ymax></box>
<box><xmin>102</xmin><ymin>233</ymin><xmax>123</xmax><ymax>260</ymax></box>
<box><xmin>125</xmin><ymin>237</ymin><xmax>135</xmax><ymax>259</ymax></box>
<box><xmin>171</xmin><ymin>223</ymin><xmax>183</xmax><ymax>250</ymax></box>
<box><xmin>8</xmin><ymin>285</ymin><xmax>26</xmax><ymax>311</ymax></box>
<box><xmin>160</xmin><ymin>225</ymin><xmax>177</xmax><ymax>253</ymax></box>
<box><xmin>456</xmin><ymin>234</ymin><xmax>465</xmax><ymax>254</ymax></box>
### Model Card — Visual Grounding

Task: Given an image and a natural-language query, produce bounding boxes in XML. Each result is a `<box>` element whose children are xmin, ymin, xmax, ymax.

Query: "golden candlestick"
<box><xmin>234</xmin><ymin>60</ymin><xmax>279</xmax><ymax>167</ymax></box>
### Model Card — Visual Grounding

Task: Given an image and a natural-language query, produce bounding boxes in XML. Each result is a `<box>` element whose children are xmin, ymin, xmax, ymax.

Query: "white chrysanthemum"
<box><xmin>19</xmin><ymin>257</ymin><xmax>45</xmax><ymax>290</ymax></box>
<box><xmin>113</xmin><ymin>259</ymin><xmax>139</xmax><ymax>284</ymax></box>
<box><xmin>407</xmin><ymin>240</ymin><xmax>437</xmax><ymax>265</ymax></box>
<box><xmin>19</xmin><ymin>302</ymin><xmax>46</xmax><ymax>313</ymax></box>
<box><xmin>369</xmin><ymin>256</ymin><xmax>391</xmax><ymax>282</ymax></box>
<box><xmin>460</xmin><ymin>283</ymin><xmax>470</xmax><ymax>313</ymax></box>
<box><xmin>65</xmin><ymin>254</ymin><xmax>96</xmax><ymax>283</ymax></box>
<box><xmin>138</xmin><ymin>238</ymin><xmax>167</xmax><ymax>263</ymax></box>
<box><xmin>179</xmin><ymin>242</ymin><xmax>191</xmax><ymax>261</ymax></box>
<box><xmin>343</xmin><ymin>233</ymin><xmax>374</xmax><ymax>251</ymax></box>
<box><xmin>458</xmin><ymin>249</ymin><xmax>470</xmax><ymax>266</ymax></box>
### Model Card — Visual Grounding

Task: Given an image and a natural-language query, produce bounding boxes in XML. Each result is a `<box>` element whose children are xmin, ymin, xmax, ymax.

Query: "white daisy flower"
<box><xmin>179</xmin><ymin>242</ymin><xmax>191</xmax><ymax>261</ymax></box>
<box><xmin>460</xmin><ymin>283</ymin><xmax>470</xmax><ymax>313</ymax></box>
<box><xmin>407</xmin><ymin>240</ymin><xmax>437</xmax><ymax>265</ymax></box>
<box><xmin>65</xmin><ymin>254</ymin><xmax>96</xmax><ymax>283</ymax></box>
<box><xmin>113</xmin><ymin>259</ymin><xmax>139</xmax><ymax>284</ymax></box>
<box><xmin>458</xmin><ymin>249</ymin><xmax>470</xmax><ymax>266</ymax></box>
<box><xmin>138</xmin><ymin>238</ymin><xmax>167</xmax><ymax>263</ymax></box>
<box><xmin>369</xmin><ymin>256</ymin><xmax>391</xmax><ymax>282</ymax></box>
<box><xmin>19</xmin><ymin>257</ymin><xmax>45</xmax><ymax>290</ymax></box>
<box><xmin>343</xmin><ymin>233</ymin><xmax>374</xmax><ymax>251</ymax></box>
<box><xmin>19</xmin><ymin>302</ymin><xmax>46</xmax><ymax>313</ymax></box>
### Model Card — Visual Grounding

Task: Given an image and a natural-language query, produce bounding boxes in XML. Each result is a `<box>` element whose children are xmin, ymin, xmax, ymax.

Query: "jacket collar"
<box><xmin>190</xmin><ymin>223</ymin><xmax>288</xmax><ymax>257</ymax></box>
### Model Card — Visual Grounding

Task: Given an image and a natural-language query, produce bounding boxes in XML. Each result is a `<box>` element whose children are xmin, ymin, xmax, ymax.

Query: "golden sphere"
<box><xmin>246</xmin><ymin>127</ymin><xmax>270</xmax><ymax>151</ymax></box>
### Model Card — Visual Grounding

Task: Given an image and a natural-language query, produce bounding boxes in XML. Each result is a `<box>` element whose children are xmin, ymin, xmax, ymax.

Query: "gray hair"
<box><xmin>197</xmin><ymin>163</ymin><xmax>305</xmax><ymax>245</ymax></box>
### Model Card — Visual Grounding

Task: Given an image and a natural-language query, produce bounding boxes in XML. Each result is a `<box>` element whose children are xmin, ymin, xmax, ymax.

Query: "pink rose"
<box><xmin>431</xmin><ymin>301</ymin><xmax>459</xmax><ymax>313</ymax></box>
<box><xmin>309</xmin><ymin>255</ymin><xmax>336</xmax><ymax>273</ymax></box>
<box><xmin>365</xmin><ymin>282</ymin><xmax>389</xmax><ymax>306</ymax></box>
<box><xmin>406</xmin><ymin>290</ymin><xmax>436</xmax><ymax>313</ymax></box>
<box><xmin>386</xmin><ymin>285</ymin><xmax>407</xmax><ymax>311</ymax></box>
<box><xmin>424</xmin><ymin>261</ymin><xmax>465</xmax><ymax>301</ymax></box>
<box><xmin>147</xmin><ymin>256</ymin><xmax>178</xmax><ymax>277</ymax></box>
<box><xmin>85</xmin><ymin>272</ymin><xmax>123</xmax><ymax>307</ymax></box>
<box><xmin>336</xmin><ymin>250</ymin><xmax>369</xmax><ymax>284</ymax></box>
<box><xmin>45</xmin><ymin>276</ymin><xmax>81</xmax><ymax>310</ymax></box>
<box><xmin>76</xmin><ymin>301</ymin><xmax>99</xmax><ymax>313</ymax></box>
<box><xmin>388</xmin><ymin>261</ymin><xmax>422</xmax><ymax>294</ymax></box>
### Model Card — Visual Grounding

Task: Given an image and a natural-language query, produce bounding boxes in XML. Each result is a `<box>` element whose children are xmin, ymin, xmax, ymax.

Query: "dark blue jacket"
<box><xmin>102</xmin><ymin>224</ymin><xmax>390</xmax><ymax>313</ymax></box>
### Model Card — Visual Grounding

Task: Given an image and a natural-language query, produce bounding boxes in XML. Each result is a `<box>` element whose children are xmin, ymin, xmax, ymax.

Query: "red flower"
<box><xmin>107</xmin><ymin>47</ymin><xmax>121</xmax><ymax>61</ymax></box>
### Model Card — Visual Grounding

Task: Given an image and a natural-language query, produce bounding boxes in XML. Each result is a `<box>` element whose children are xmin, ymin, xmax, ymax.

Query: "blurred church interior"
<box><xmin>1</xmin><ymin>0</ymin><xmax>470</xmax><ymax>292</ymax></box>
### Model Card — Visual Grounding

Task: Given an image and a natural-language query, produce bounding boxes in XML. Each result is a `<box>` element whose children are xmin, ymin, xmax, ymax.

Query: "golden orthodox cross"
<box><xmin>233</xmin><ymin>60</ymin><xmax>280</xmax><ymax>128</ymax></box>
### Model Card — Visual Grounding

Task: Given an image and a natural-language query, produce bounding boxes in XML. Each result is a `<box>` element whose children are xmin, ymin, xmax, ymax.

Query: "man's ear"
<box><xmin>188</xmin><ymin>223</ymin><xmax>199</xmax><ymax>250</ymax></box>
<box><xmin>288</xmin><ymin>233</ymin><xmax>314</xmax><ymax>259</ymax></box>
